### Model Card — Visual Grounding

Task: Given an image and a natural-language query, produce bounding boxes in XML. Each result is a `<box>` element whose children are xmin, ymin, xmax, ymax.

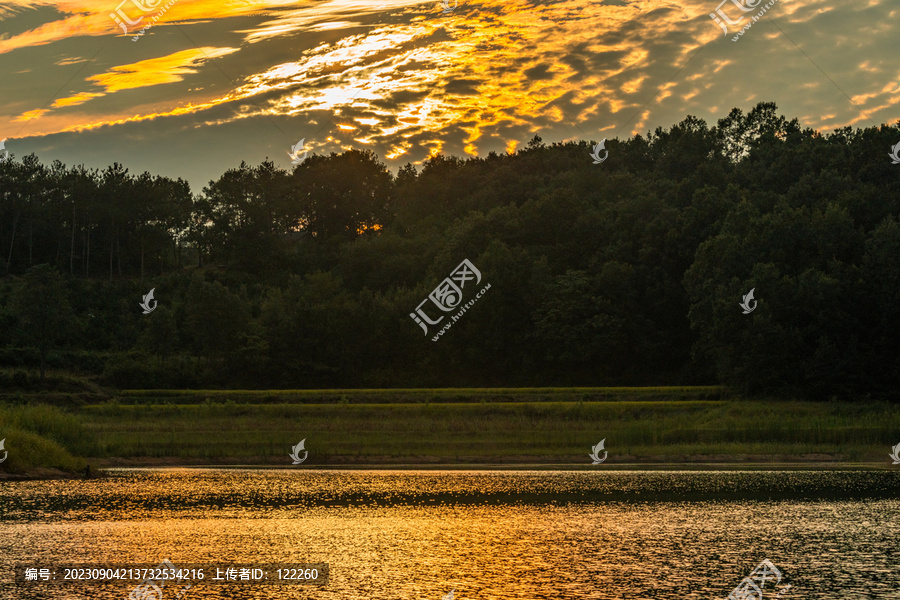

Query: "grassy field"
<box><xmin>115</xmin><ymin>385</ymin><xmax>726</xmax><ymax>404</ymax></box>
<box><xmin>79</xmin><ymin>397</ymin><xmax>899</xmax><ymax>465</ymax></box>
<box><xmin>2</xmin><ymin>388</ymin><xmax>898</xmax><ymax>469</ymax></box>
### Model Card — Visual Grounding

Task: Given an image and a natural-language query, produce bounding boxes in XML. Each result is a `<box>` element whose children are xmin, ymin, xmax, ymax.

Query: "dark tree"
<box><xmin>9</xmin><ymin>264</ymin><xmax>74</xmax><ymax>379</ymax></box>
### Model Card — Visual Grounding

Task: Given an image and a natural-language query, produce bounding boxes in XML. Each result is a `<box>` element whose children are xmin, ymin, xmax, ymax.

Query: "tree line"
<box><xmin>0</xmin><ymin>102</ymin><xmax>898</xmax><ymax>399</ymax></box>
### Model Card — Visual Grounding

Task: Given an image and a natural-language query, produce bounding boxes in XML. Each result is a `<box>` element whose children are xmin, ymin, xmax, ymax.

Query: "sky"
<box><xmin>0</xmin><ymin>0</ymin><xmax>897</xmax><ymax>192</ymax></box>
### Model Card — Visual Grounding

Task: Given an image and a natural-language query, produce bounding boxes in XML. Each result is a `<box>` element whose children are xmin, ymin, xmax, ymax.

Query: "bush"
<box><xmin>0</xmin><ymin>428</ymin><xmax>85</xmax><ymax>474</ymax></box>
<box><xmin>0</xmin><ymin>403</ymin><xmax>97</xmax><ymax>456</ymax></box>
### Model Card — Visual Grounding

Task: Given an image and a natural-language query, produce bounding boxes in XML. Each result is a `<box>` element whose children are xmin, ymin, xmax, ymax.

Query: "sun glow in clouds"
<box><xmin>0</xmin><ymin>0</ymin><xmax>897</xmax><ymax>185</ymax></box>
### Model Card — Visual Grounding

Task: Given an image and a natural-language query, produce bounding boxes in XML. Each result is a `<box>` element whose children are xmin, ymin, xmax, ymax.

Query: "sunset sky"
<box><xmin>0</xmin><ymin>0</ymin><xmax>897</xmax><ymax>192</ymax></box>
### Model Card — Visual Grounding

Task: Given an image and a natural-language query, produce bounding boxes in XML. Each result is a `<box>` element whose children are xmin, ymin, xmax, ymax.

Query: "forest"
<box><xmin>0</xmin><ymin>102</ymin><xmax>898</xmax><ymax>399</ymax></box>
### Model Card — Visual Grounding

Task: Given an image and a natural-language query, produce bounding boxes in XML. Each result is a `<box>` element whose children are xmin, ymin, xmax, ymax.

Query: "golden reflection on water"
<box><xmin>1</xmin><ymin>470</ymin><xmax>899</xmax><ymax>599</ymax></box>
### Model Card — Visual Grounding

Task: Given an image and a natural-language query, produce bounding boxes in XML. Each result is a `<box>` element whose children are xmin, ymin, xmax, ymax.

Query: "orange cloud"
<box><xmin>13</xmin><ymin>108</ymin><xmax>50</xmax><ymax>123</ymax></box>
<box><xmin>53</xmin><ymin>92</ymin><xmax>105</xmax><ymax>107</ymax></box>
<box><xmin>0</xmin><ymin>0</ymin><xmax>276</xmax><ymax>55</ymax></box>
<box><xmin>86</xmin><ymin>47</ymin><xmax>239</xmax><ymax>93</ymax></box>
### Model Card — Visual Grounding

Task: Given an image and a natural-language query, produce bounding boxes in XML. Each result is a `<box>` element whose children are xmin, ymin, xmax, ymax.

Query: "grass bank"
<box><xmin>78</xmin><ymin>396</ymin><xmax>899</xmax><ymax>465</ymax></box>
<box><xmin>0</xmin><ymin>404</ymin><xmax>87</xmax><ymax>475</ymax></box>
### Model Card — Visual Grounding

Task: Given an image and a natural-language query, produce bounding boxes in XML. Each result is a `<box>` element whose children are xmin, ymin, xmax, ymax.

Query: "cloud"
<box><xmin>0</xmin><ymin>0</ymin><xmax>273</xmax><ymax>55</ymax></box>
<box><xmin>13</xmin><ymin>108</ymin><xmax>51</xmax><ymax>123</ymax></box>
<box><xmin>1</xmin><ymin>0</ymin><xmax>898</xmax><ymax>194</ymax></box>
<box><xmin>86</xmin><ymin>47</ymin><xmax>239</xmax><ymax>93</ymax></box>
<box><xmin>53</xmin><ymin>92</ymin><xmax>105</xmax><ymax>107</ymax></box>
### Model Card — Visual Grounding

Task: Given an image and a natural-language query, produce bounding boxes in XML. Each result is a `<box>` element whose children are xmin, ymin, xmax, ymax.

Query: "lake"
<box><xmin>1</xmin><ymin>469</ymin><xmax>898</xmax><ymax>599</ymax></box>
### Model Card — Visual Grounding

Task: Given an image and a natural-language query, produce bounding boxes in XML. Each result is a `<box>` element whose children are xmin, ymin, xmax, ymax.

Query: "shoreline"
<box><xmin>93</xmin><ymin>454</ymin><xmax>891</xmax><ymax>469</ymax></box>
<box><xmin>5</xmin><ymin>395</ymin><xmax>898</xmax><ymax>480</ymax></box>
<box><xmin>0</xmin><ymin>467</ymin><xmax>106</xmax><ymax>481</ymax></box>
<box><xmin>3</xmin><ymin>459</ymin><xmax>894</xmax><ymax>480</ymax></box>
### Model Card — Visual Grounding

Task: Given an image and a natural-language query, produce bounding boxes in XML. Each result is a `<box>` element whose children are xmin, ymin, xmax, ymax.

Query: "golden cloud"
<box><xmin>53</xmin><ymin>92</ymin><xmax>106</xmax><ymax>107</ymax></box>
<box><xmin>86</xmin><ymin>47</ymin><xmax>239</xmax><ymax>93</ymax></box>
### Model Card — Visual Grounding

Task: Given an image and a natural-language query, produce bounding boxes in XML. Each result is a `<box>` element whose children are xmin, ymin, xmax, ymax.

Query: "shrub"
<box><xmin>0</xmin><ymin>428</ymin><xmax>85</xmax><ymax>474</ymax></box>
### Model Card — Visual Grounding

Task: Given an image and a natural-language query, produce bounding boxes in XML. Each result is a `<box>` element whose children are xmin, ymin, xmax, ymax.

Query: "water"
<box><xmin>1</xmin><ymin>469</ymin><xmax>898</xmax><ymax>599</ymax></box>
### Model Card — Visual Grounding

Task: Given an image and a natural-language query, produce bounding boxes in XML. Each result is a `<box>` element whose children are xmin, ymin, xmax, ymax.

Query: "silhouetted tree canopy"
<box><xmin>0</xmin><ymin>102</ymin><xmax>898</xmax><ymax>398</ymax></box>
